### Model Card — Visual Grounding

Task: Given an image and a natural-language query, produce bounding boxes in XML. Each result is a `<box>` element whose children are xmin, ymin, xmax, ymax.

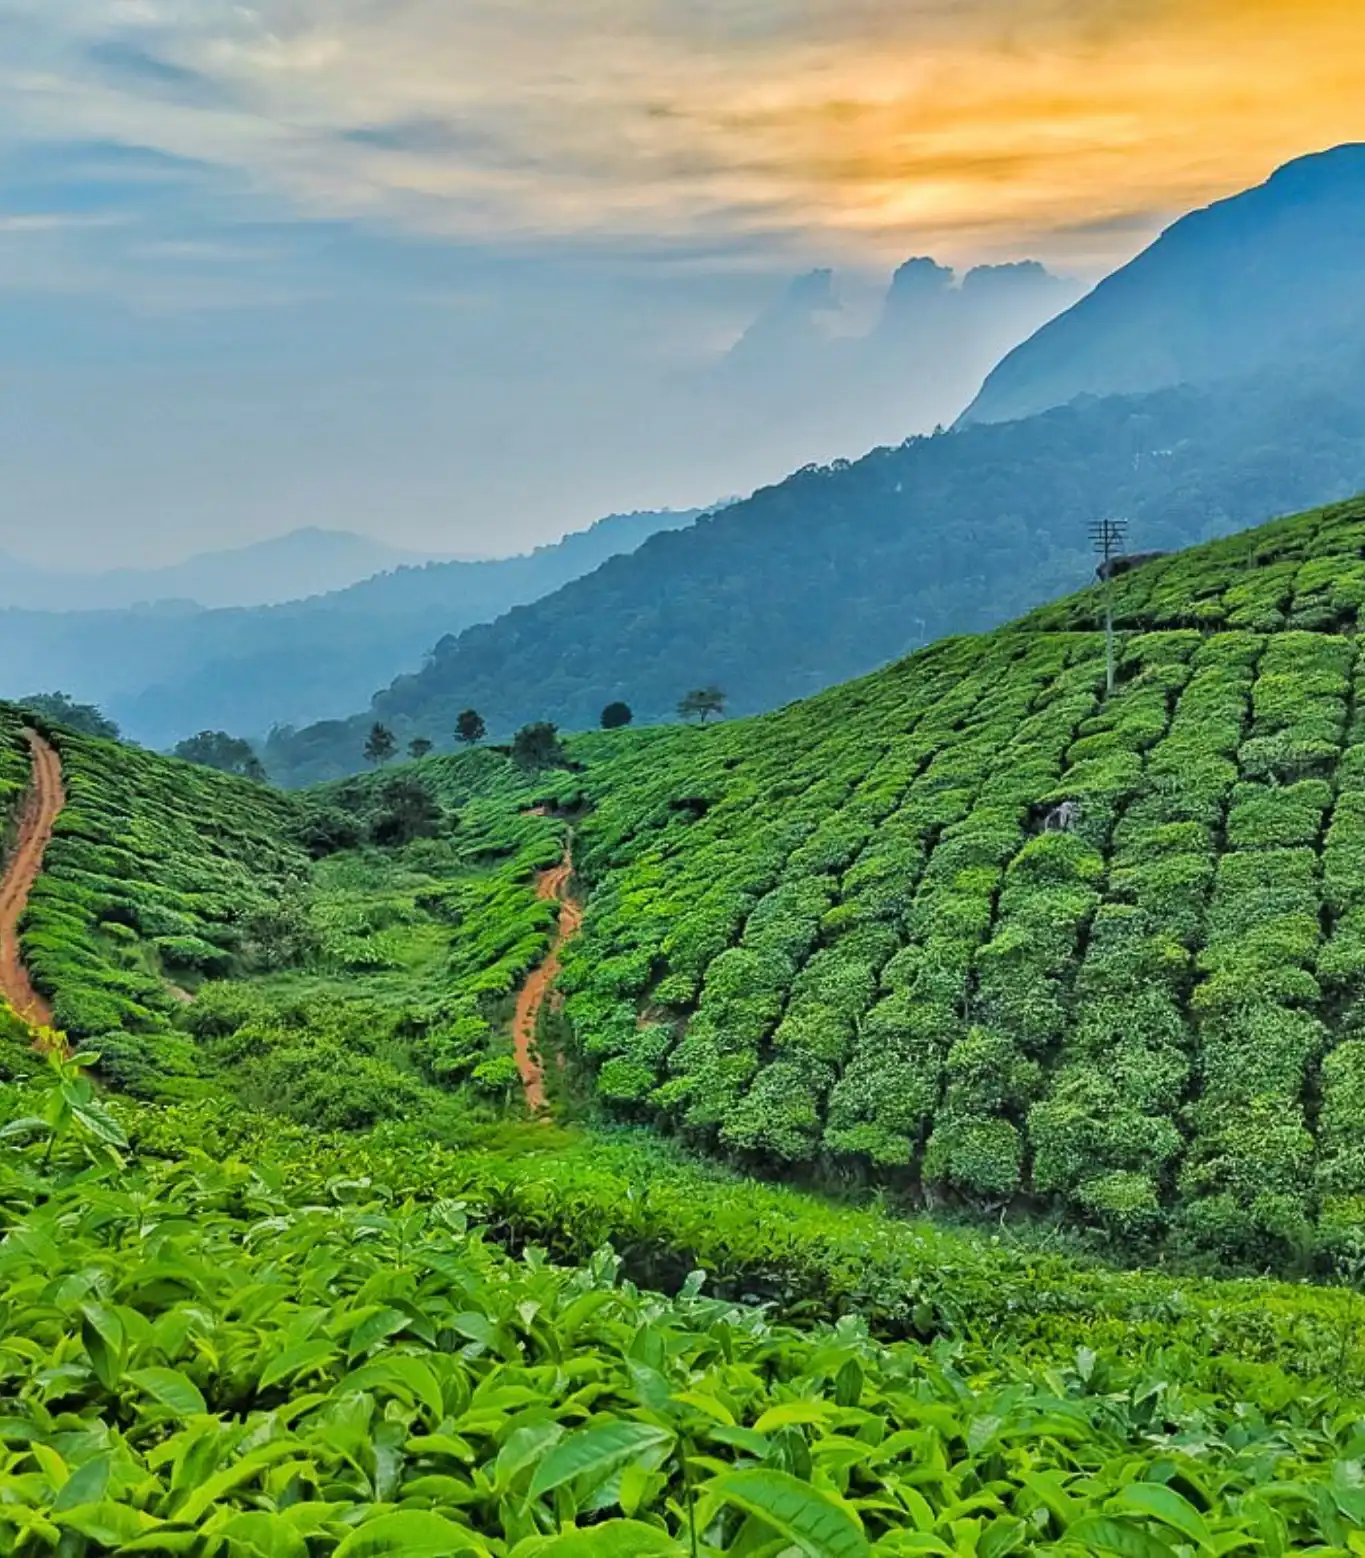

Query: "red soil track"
<box><xmin>0</xmin><ymin>731</ymin><xmax>64</xmax><ymax>1029</ymax></box>
<box><xmin>512</xmin><ymin>847</ymin><xmax>583</xmax><ymax>1114</ymax></box>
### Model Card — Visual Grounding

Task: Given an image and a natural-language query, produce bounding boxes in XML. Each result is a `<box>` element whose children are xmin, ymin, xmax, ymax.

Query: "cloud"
<box><xmin>0</xmin><ymin>0</ymin><xmax>1359</xmax><ymax>276</ymax></box>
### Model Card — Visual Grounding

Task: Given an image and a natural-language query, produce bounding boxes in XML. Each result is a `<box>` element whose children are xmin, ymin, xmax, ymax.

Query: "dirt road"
<box><xmin>511</xmin><ymin>847</ymin><xmax>583</xmax><ymax>1114</ymax></box>
<box><xmin>0</xmin><ymin>731</ymin><xmax>64</xmax><ymax>1029</ymax></box>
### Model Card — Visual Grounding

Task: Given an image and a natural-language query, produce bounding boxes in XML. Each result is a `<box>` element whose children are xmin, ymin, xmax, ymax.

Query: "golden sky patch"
<box><xmin>6</xmin><ymin>0</ymin><xmax>1362</xmax><ymax>273</ymax></box>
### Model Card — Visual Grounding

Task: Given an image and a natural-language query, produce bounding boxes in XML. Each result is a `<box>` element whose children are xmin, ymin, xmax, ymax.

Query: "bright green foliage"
<box><xmin>14</xmin><ymin>720</ymin><xmax>308</xmax><ymax>1071</ymax></box>
<box><xmin>1</xmin><ymin>718</ymin><xmax>564</xmax><ymax>1127</ymax></box>
<box><xmin>513</xmin><ymin>495</ymin><xmax>1365</xmax><ymax>1267</ymax></box>
<box><xmin>5</xmin><ymin>1078</ymin><xmax>1365</xmax><ymax>1556</ymax></box>
<box><xmin>0</xmin><ymin>705</ymin><xmax>28</xmax><ymax>852</ymax></box>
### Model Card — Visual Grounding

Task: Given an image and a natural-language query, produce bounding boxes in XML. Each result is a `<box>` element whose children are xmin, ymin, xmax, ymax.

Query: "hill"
<box><xmin>501</xmin><ymin>491</ymin><xmax>1365</xmax><ymax>1270</ymax></box>
<box><xmin>0</xmin><ymin>527</ymin><xmax>445</xmax><ymax>612</ymax></box>
<box><xmin>264</xmin><ymin>343</ymin><xmax>1365</xmax><ymax>783</ymax></box>
<box><xmin>0</xmin><ymin>506</ymin><xmax>705</xmax><ymax>751</ymax></box>
<box><xmin>12</xmin><ymin>498</ymin><xmax>1365</xmax><ymax>1548</ymax></box>
<box><xmin>962</xmin><ymin>143</ymin><xmax>1365</xmax><ymax>426</ymax></box>
<box><xmin>279</xmin><ymin>490</ymin><xmax>1365</xmax><ymax>1271</ymax></box>
<box><xmin>16</xmin><ymin>489</ymin><xmax>1365</xmax><ymax>1272</ymax></box>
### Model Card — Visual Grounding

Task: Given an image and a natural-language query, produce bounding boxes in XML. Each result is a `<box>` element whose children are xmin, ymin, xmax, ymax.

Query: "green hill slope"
<box><xmin>14</xmin><ymin>511</ymin><xmax>1365</xmax><ymax>1550</ymax></box>
<box><xmin>503</xmin><ymin>492</ymin><xmax>1365</xmax><ymax>1269</ymax></box>
<box><xmin>0</xmin><ymin>709</ymin><xmax>567</xmax><ymax>1117</ymax></box>
<box><xmin>14</xmin><ymin>493</ymin><xmax>1365</xmax><ymax>1275</ymax></box>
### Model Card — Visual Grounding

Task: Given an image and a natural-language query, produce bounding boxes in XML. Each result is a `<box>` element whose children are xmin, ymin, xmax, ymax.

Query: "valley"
<box><xmin>8</xmin><ymin>491</ymin><xmax>1365</xmax><ymax>1549</ymax></box>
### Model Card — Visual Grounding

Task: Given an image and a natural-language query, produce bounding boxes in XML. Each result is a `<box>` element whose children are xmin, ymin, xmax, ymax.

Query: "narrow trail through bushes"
<box><xmin>512</xmin><ymin>844</ymin><xmax>583</xmax><ymax>1114</ymax></box>
<box><xmin>0</xmin><ymin>730</ymin><xmax>64</xmax><ymax>1029</ymax></box>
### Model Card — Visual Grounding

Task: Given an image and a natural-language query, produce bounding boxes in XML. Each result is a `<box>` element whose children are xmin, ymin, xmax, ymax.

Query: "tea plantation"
<box><xmin>10</xmin><ymin>494</ymin><xmax>1365</xmax><ymax>1551</ymax></box>
<box><xmin>531</xmin><ymin>494</ymin><xmax>1365</xmax><ymax>1270</ymax></box>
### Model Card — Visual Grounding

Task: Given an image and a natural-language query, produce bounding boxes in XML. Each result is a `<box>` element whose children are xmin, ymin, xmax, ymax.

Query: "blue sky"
<box><xmin>1</xmin><ymin>0</ymin><xmax>1358</xmax><ymax>567</ymax></box>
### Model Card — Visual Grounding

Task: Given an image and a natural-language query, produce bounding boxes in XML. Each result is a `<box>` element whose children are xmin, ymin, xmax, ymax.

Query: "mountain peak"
<box><xmin>960</xmin><ymin>142</ymin><xmax>1365</xmax><ymax>427</ymax></box>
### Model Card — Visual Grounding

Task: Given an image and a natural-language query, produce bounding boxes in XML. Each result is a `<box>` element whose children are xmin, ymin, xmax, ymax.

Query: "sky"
<box><xmin>0</xmin><ymin>0</ymin><xmax>1361</xmax><ymax>568</ymax></box>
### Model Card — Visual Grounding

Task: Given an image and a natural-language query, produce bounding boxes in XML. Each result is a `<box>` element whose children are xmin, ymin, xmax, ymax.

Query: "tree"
<box><xmin>369</xmin><ymin>775</ymin><xmax>444</xmax><ymax>846</ymax></box>
<box><xmin>512</xmin><ymin>721</ymin><xmax>568</xmax><ymax>771</ymax></box>
<box><xmin>408</xmin><ymin>736</ymin><xmax>434</xmax><ymax>760</ymax></box>
<box><xmin>173</xmin><ymin>730</ymin><xmax>268</xmax><ymax>782</ymax></box>
<box><xmin>455</xmin><ymin>709</ymin><xmax>487</xmax><ymax>746</ymax></box>
<box><xmin>678</xmin><ymin>686</ymin><xmax>726</xmax><ymax>725</ymax></box>
<box><xmin>20</xmin><ymin>692</ymin><xmax>119</xmax><ymax>741</ymax></box>
<box><xmin>601</xmin><ymin>701</ymin><xmax>633</xmax><ymax>730</ymax></box>
<box><xmin>364</xmin><ymin>723</ymin><xmax>397</xmax><ymax>766</ymax></box>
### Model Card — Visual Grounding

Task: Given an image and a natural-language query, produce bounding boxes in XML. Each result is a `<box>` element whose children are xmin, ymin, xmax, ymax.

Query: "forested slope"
<box><xmin>266</xmin><ymin>346</ymin><xmax>1365</xmax><ymax>783</ymax></box>
<box><xmin>962</xmin><ymin>143</ymin><xmax>1365</xmax><ymax>426</ymax></box>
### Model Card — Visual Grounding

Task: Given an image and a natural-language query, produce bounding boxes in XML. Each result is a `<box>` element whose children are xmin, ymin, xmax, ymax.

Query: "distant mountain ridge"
<box><xmin>264</xmin><ymin>341</ymin><xmax>1365</xmax><ymax>785</ymax></box>
<box><xmin>0</xmin><ymin>528</ymin><xmax>454</xmax><ymax>612</ymax></box>
<box><xmin>961</xmin><ymin>143</ymin><xmax>1365</xmax><ymax>426</ymax></box>
<box><xmin>0</xmin><ymin>507</ymin><xmax>708</xmax><ymax>748</ymax></box>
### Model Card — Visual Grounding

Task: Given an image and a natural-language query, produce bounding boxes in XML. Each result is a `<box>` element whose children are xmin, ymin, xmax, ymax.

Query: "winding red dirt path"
<box><xmin>0</xmin><ymin>730</ymin><xmax>64</xmax><ymax>1030</ymax></box>
<box><xmin>512</xmin><ymin>846</ymin><xmax>583</xmax><ymax>1114</ymax></box>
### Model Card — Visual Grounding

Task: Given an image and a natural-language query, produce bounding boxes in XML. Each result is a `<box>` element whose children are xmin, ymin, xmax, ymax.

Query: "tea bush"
<box><xmin>6</xmin><ymin>1072</ymin><xmax>1365</xmax><ymax>1556</ymax></box>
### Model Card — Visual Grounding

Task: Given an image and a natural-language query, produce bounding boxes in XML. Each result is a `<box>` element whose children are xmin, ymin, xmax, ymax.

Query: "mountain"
<box><xmin>961</xmin><ymin>143</ymin><xmax>1365</xmax><ymax>426</ymax></box>
<box><xmin>264</xmin><ymin>341</ymin><xmax>1365</xmax><ymax>785</ymax></box>
<box><xmin>0</xmin><ymin>507</ymin><xmax>707</xmax><ymax>750</ymax></box>
<box><xmin>710</xmin><ymin>255</ymin><xmax>1080</xmax><ymax>460</ymax></box>
<box><xmin>0</xmin><ymin>527</ymin><xmax>450</xmax><ymax>612</ymax></box>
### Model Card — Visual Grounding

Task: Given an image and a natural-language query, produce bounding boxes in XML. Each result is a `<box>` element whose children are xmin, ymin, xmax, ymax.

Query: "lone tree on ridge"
<box><xmin>601</xmin><ymin>701</ymin><xmax>633</xmax><ymax>730</ymax></box>
<box><xmin>364</xmin><ymin>722</ymin><xmax>397</xmax><ymax>766</ymax></box>
<box><xmin>455</xmin><ymin>709</ymin><xmax>487</xmax><ymax>746</ymax></box>
<box><xmin>512</xmin><ymin>721</ymin><xmax>568</xmax><ymax>771</ymax></box>
<box><xmin>678</xmin><ymin>687</ymin><xmax>726</xmax><ymax>725</ymax></box>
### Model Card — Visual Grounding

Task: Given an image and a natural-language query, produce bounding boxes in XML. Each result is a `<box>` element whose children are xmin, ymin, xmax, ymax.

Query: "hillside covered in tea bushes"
<box><xmin>14</xmin><ymin>498</ymin><xmax>1365</xmax><ymax>1551</ymax></box>
<box><xmin>511</xmin><ymin>492</ymin><xmax>1365</xmax><ymax>1270</ymax></box>
<box><xmin>0</xmin><ymin>705</ymin><xmax>569</xmax><ymax>1125</ymax></box>
<box><xmin>13</xmin><ymin>493</ymin><xmax>1365</xmax><ymax>1278</ymax></box>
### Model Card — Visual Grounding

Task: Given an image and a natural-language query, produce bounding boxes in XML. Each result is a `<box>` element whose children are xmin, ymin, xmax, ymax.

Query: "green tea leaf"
<box><xmin>521</xmin><ymin>1519</ymin><xmax>684</xmax><ymax>1555</ymax></box>
<box><xmin>333</xmin><ymin>1510</ymin><xmax>489</xmax><ymax>1556</ymax></box>
<box><xmin>55</xmin><ymin>1501</ymin><xmax>160</xmax><ymax>1546</ymax></box>
<box><xmin>1117</xmin><ymin>1483</ymin><xmax>1212</xmax><ymax>1548</ymax></box>
<box><xmin>348</xmin><ymin>1307</ymin><xmax>410</xmax><ymax>1360</ymax></box>
<box><xmin>259</xmin><ymin>1339</ymin><xmax>338</xmax><ymax>1390</ymax></box>
<box><xmin>129</xmin><ymin>1366</ymin><xmax>208</xmax><ymax>1419</ymax></box>
<box><xmin>216</xmin><ymin>1510</ymin><xmax>311</xmax><ymax>1558</ymax></box>
<box><xmin>496</xmin><ymin>1421</ymin><xmax>566</xmax><ymax>1494</ymax></box>
<box><xmin>1065</xmin><ymin>1516</ymin><xmax>1180</xmax><ymax>1557</ymax></box>
<box><xmin>79</xmin><ymin>1303</ymin><xmax>125</xmax><ymax>1392</ymax></box>
<box><xmin>704</xmin><ymin>1467</ymin><xmax>871</xmax><ymax>1558</ymax></box>
<box><xmin>53</xmin><ymin>1454</ymin><xmax>110</xmax><ymax>1513</ymax></box>
<box><xmin>528</xmin><ymin>1421</ymin><xmax>674</xmax><ymax>1502</ymax></box>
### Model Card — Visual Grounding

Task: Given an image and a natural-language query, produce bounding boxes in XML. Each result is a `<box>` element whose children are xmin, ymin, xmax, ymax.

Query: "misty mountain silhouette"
<box><xmin>962</xmin><ymin>142</ymin><xmax>1365</xmax><ymax>425</ymax></box>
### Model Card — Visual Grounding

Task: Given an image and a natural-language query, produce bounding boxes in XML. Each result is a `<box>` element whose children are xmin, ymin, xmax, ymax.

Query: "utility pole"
<box><xmin>1089</xmin><ymin>516</ymin><xmax>1128</xmax><ymax>696</ymax></box>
